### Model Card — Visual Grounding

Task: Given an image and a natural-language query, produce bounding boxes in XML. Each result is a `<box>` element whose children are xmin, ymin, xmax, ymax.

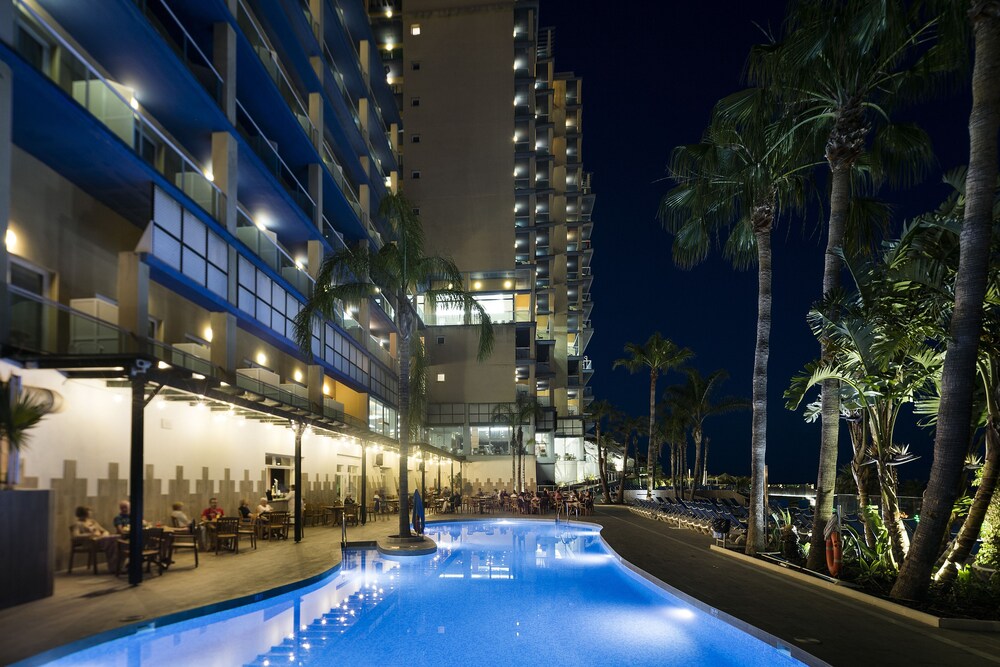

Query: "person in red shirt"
<box><xmin>201</xmin><ymin>497</ymin><xmax>224</xmax><ymax>521</ymax></box>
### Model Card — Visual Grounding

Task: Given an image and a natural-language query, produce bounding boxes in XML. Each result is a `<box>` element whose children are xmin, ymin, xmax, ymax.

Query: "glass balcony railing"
<box><xmin>235</xmin><ymin>100</ymin><xmax>316</xmax><ymax>220</ymax></box>
<box><xmin>236</xmin><ymin>0</ymin><xmax>318</xmax><ymax>145</ymax></box>
<box><xmin>235</xmin><ymin>371</ymin><xmax>310</xmax><ymax>410</ymax></box>
<box><xmin>132</xmin><ymin>0</ymin><xmax>223</xmax><ymax>105</ymax></box>
<box><xmin>322</xmin><ymin>140</ymin><xmax>364</xmax><ymax>220</ymax></box>
<box><xmin>14</xmin><ymin>0</ymin><xmax>223</xmax><ymax>220</ymax></box>
<box><xmin>235</xmin><ymin>207</ymin><xmax>314</xmax><ymax>297</ymax></box>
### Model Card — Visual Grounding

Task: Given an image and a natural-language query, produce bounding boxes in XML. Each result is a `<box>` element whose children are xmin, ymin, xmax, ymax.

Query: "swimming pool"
<box><xmin>40</xmin><ymin>520</ymin><xmax>809</xmax><ymax>666</ymax></box>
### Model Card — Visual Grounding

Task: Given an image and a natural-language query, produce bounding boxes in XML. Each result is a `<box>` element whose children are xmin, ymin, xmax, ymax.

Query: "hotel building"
<box><xmin>0</xmin><ymin>0</ymin><xmax>442</xmax><ymax>580</ymax></box>
<box><xmin>368</xmin><ymin>0</ymin><xmax>603</xmax><ymax>489</ymax></box>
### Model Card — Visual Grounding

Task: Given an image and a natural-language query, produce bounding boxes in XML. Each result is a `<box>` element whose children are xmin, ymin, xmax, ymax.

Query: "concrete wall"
<box><xmin>461</xmin><ymin>455</ymin><xmax>537</xmax><ymax>494</ymax></box>
<box><xmin>426</xmin><ymin>323</ymin><xmax>515</xmax><ymax>403</ymax></box>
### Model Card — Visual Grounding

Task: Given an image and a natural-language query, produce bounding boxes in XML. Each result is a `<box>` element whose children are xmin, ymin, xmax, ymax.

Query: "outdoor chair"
<box><xmin>169</xmin><ymin>518</ymin><xmax>199</xmax><ymax>568</ymax></box>
<box><xmin>116</xmin><ymin>527</ymin><xmax>168</xmax><ymax>576</ymax></box>
<box><xmin>265</xmin><ymin>511</ymin><xmax>290</xmax><ymax>540</ymax></box>
<box><xmin>237</xmin><ymin>518</ymin><xmax>257</xmax><ymax>549</ymax></box>
<box><xmin>215</xmin><ymin>517</ymin><xmax>240</xmax><ymax>554</ymax></box>
<box><xmin>343</xmin><ymin>504</ymin><xmax>360</xmax><ymax>527</ymax></box>
<box><xmin>67</xmin><ymin>531</ymin><xmax>99</xmax><ymax>574</ymax></box>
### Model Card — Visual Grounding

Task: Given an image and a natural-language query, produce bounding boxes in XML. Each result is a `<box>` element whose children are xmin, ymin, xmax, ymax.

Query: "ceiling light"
<box><xmin>157</xmin><ymin>361</ymin><xmax>171</xmax><ymax>370</ymax></box>
<box><xmin>473</xmin><ymin>281</ymin><xmax>482</xmax><ymax>290</ymax></box>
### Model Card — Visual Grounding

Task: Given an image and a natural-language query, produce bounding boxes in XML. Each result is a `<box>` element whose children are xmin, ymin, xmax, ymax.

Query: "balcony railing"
<box><xmin>15</xmin><ymin>0</ymin><xmax>223</xmax><ymax>219</ymax></box>
<box><xmin>132</xmin><ymin>0</ymin><xmax>223</xmax><ymax>105</ymax></box>
<box><xmin>235</xmin><ymin>207</ymin><xmax>314</xmax><ymax>297</ymax></box>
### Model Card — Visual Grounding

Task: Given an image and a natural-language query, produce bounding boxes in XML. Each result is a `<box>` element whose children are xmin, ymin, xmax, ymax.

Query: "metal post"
<box><xmin>294</xmin><ymin>422</ymin><xmax>303</xmax><ymax>543</ymax></box>
<box><xmin>360</xmin><ymin>440</ymin><xmax>367</xmax><ymax>526</ymax></box>
<box><xmin>128</xmin><ymin>366</ymin><xmax>146</xmax><ymax>586</ymax></box>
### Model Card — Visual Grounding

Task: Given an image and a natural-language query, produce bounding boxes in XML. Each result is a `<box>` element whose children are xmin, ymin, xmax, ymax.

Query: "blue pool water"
<box><xmin>44</xmin><ymin>520</ymin><xmax>806</xmax><ymax>666</ymax></box>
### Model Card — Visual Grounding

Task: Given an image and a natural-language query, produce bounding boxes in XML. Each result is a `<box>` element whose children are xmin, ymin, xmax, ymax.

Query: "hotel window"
<box><xmin>411</xmin><ymin>97</ymin><xmax>420</xmax><ymax>107</ymax></box>
<box><xmin>411</xmin><ymin>170</ymin><xmax>421</xmax><ymax>179</ymax></box>
<box><xmin>411</xmin><ymin>134</ymin><xmax>421</xmax><ymax>144</ymax></box>
<box><xmin>411</xmin><ymin>61</ymin><xmax>421</xmax><ymax>71</ymax></box>
<box><xmin>410</xmin><ymin>24</ymin><xmax>421</xmax><ymax>35</ymax></box>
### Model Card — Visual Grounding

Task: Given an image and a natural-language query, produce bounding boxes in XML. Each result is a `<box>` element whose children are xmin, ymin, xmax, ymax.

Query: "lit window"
<box><xmin>411</xmin><ymin>24</ymin><xmax>421</xmax><ymax>35</ymax></box>
<box><xmin>436</xmin><ymin>373</ymin><xmax>445</xmax><ymax>382</ymax></box>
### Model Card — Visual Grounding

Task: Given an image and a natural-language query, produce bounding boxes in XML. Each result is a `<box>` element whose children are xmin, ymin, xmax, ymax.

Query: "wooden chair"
<box><xmin>116</xmin><ymin>528</ymin><xmax>168</xmax><ymax>576</ymax></box>
<box><xmin>237</xmin><ymin>518</ymin><xmax>257</xmax><ymax>549</ymax></box>
<box><xmin>169</xmin><ymin>518</ymin><xmax>199</xmax><ymax>568</ymax></box>
<box><xmin>67</xmin><ymin>531</ymin><xmax>99</xmax><ymax>574</ymax></box>
<box><xmin>214</xmin><ymin>517</ymin><xmax>240</xmax><ymax>554</ymax></box>
<box><xmin>343</xmin><ymin>504</ymin><xmax>360</xmax><ymax>527</ymax></box>
<box><xmin>265</xmin><ymin>511</ymin><xmax>290</xmax><ymax>540</ymax></box>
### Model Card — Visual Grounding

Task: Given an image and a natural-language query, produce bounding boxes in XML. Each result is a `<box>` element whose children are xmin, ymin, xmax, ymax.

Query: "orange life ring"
<box><xmin>825</xmin><ymin>531</ymin><xmax>842</xmax><ymax>577</ymax></box>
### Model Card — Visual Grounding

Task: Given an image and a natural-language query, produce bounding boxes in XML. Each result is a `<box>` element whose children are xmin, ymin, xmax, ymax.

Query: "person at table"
<box><xmin>373</xmin><ymin>492</ymin><xmax>382</xmax><ymax>513</ymax></box>
<box><xmin>170</xmin><ymin>501</ymin><xmax>194</xmax><ymax>531</ymax></box>
<box><xmin>237</xmin><ymin>499</ymin><xmax>252</xmax><ymax>520</ymax></box>
<box><xmin>201</xmin><ymin>497</ymin><xmax>224</xmax><ymax>522</ymax></box>
<box><xmin>344</xmin><ymin>494</ymin><xmax>356</xmax><ymax>505</ymax></box>
<box><xmin>71</xmin><ymin>505</ymin><xmax>119</xmax><ymax>572</ymax></box>
<box><xmin>256</xmin><ymin>496</ymin><xmax>273</xmax><ymax>515</ymax></box>
<box><xmin>112</xmin><ymin>500</ymin><xmax>131</xmax><ymax>534</ymax></box>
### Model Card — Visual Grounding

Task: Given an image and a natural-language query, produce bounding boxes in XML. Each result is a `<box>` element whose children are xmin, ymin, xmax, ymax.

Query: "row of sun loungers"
<box><xmin>629</xmin><ymin>497</ymin><xmax>751</xmax><ymax>541</ymax></box>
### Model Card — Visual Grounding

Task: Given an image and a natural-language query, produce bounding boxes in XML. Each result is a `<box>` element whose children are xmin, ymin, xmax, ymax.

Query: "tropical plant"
<box><xmin>666</xmin><ymin>369</ymin><xmax>750</xmax><ymax>500</ymax></box>
<box><xmin>294</xmin><ymin>191</ymin><xmax>494</xmax><ymax>538</ymax></box>
<box><xmin>613</xmin><ymin>333</ymin><xmax>693</xmax><ymax>495</ymax></box>
<box><xmin>660</xmin><ymin>86</ymin><xmax>815</xmax><ymax>553</ymax></box>
<box><xmin>613</xmin><ymin>414</ymin><xmax>644</xmax><ymax>504</ymax></box>
<box><xmin>586</xmin><ymin>400</ymin><xmax>618</xmax><ymax>503</ymax></box>
<box><xmin>753</xmin><ymin>0</ymin><xmax>946</xmax><ymax>570</ymax></box>
<box><xmin>894</xmin><ymin>1</ymin><xmax>1000</xmax><ymax>600</ymax></box>
<box><xmin>492</xmin><ymin>394</ymin><xmax>543</xmax><ymax>493</ymax></box>
<box><xmin>0</xmin><ymin>377</ymin><xmax>50</xmax><ymax>488</ymax></box>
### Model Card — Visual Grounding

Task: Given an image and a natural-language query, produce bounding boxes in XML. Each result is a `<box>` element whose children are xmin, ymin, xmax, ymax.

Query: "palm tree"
<box><xmin>894</xmin><ymin>0</ymin><xmax>1000</xmax><ymax>600</ymax></box>
<box><xmin>753</xmin><ymin>0</ymin><xmax>943</xmax><ymax>567</ymax></box>
<box><xmin>667</xmin><ymin>370</ymin><xmax>750</xmax><ymax>500</ymax></box>
<box><xmin>660</xmin><ymin>87</ymin><xmax>814</xmax><ymax>552</ymax></box>
<box><xmin>613</xmin><ymin>414</ymin><xmax>644</xmax><ymax>504</ymax></box>
<box><xmin>294</xmin><ymin>191</ymin><xmax>494</xmax><ymax>538</ymax></box>
<box><xmin>613</xmin><ymin>333</ymin><xmax>693</xmax><ymax>495</ymax></box>
<box><xmin>587</xmin><ymin>400</ymin><xmax>618</xmax><ymax>502</ymax></box>
<box><xmin>492</xmin><ymin>393</ymin><xmax>543</xmax><ymax>492</ymax></box>
<box><xmin>0</xmin><ymin>377</ymin><xmax>50</xmax><ymax>488</ymax></box>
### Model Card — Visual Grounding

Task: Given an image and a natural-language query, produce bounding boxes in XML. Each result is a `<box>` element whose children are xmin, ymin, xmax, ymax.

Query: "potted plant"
<box><xmin>1</xmin><ymin>375</ymin><xmax>49</xmax><ymax>488</ymax></box>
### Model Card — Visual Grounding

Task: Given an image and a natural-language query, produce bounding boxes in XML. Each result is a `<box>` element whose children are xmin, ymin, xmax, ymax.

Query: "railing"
<box><xmin>235</xmin><ymin>100</ymin><xmax>316</xmax><ymax>220</ymax></box>
<box><xmin>235</xmin><ymin>371</ymin><xmax>310</xmax><ymax>410</ymax></box>
<box><xmin>366</xmin><ymin>335</ymin><xmax>395</xmax><ymax>369</ymax></box>
<box><xmin>322</xmin><ymin>140</ymin><xmax>364</xmax><ymax>220</ymax></box>
<box><xmin>236</xmin><ymin>0</ymin><xmax>318</xmax><ymax>145</ymax></box>
<box><xmin>235</xmin><ymin>207</ymin><xmax>314</xmax><ymax>297</ymax></box>
<box><xmin>132</xmin><ymin>0</ymin><xmax>223</xmax><ymax>105</ymax></box>
<box><xmin>14</xmin><ymin>0</ymin><xmax>223</xmax><ymax>219</ymax></box>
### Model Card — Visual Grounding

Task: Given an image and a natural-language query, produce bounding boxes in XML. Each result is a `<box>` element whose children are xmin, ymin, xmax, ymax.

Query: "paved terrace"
<box><xmin>3</xmin><ymin>506</ymin><xmax>999</xmax><ymax>666</ymax></box>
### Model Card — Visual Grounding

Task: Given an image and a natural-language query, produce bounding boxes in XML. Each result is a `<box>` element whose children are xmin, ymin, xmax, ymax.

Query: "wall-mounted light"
<box><xmin>385</xmin><ymin>8</ymin><xmax>393</xmax><ymax>17</ymax></box>
<box><xmin>129</xmin><ymin>96</ymin><xmax>139</xmax><ymax>110</ymax></box>
<box><xmin>4</xmin><ymin>228</ymin><xmax>16</xmax><ymax>251</ymax></box>
<box><xmin>323</xmin><ymin>383</ymin><xmax>330</xmax><ymax>395</ymax></box>
<box><xmin>293</xmin><ymin>369</ymin><xmax>303</xmax><ymax>383</ymax></box>
<box><xmin>295</xmin><ymin>257</ymin><xmax>307</xmax><ymax>270</ymax></box>
<box><xmin>473</xmin><ymin>281</ymin><xmax>482</xmax><ymax>290</ymax></box>
<box><xmin>256</xmin><ymin>352</ymin><xmax>268</xmax><ymax>366</ymax></box>
<box><xmin>385</xmin><ymin>40</ymin><xmax>394</xmax><ymax>51</ymax></box>
<box><xmin>503</xmin><ymin>280</ymin><xmax>513</xmax><ymax>289</ymax></box>
<box><xmin>204</xmin><ymin>169</ymin><xmax>214</xmax><ymax>183</ymax></box>
<box><xmin>203</xmin><ymin>326</ymin><xmax>214</xmax><ymax>343</ymax></box>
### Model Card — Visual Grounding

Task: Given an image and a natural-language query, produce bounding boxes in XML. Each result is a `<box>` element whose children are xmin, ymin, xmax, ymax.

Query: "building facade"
<box><xmin>0</xmin><ymin>0</ymin><xmax>454</xmax><ymax>571</ymax></box>
<box><xmin>368</xmin><ymin>0</ymin><xmax>599</xmax><ymax>490</ymax></box>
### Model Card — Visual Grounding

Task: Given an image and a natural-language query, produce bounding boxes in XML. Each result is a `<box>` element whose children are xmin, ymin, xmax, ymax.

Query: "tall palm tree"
<box><xmin>894</xmin><ymin>0</ymin><xmax>1000</xmax><ymax>600</ymax></box>
<box><xmin>294</xmin><ymin>191</ymin><xmax>494</xmax><ymax>538</ymax></box>
<box><xmin>667</xmin><ymin>370</ymin><xmax>750</xmax><ymax>500</ymax></box>
<box><xmin>587</xmin><ymin>399</ymin><xmax>618</xmax><ymax>502</ymax></box>
<box><xmin>613</xmin><ymin>414</ymin><xmax>644</xmax><ymax>504</ymax></box>
<box><xmin>660</xmin><ymin>87</ymin><xmax>814</xmax><ymax>552</ymax></box>
<box><xmin>753</xmin><ymin>0</ymin><xmax>942</xmax><ymax>567</ymax></box>
<box><xmin>492</xmin><ymin>393</ymin><xmax>543</xmax><ymax>492</ymax></box>
<box><xmin>613</xmin><ymin>333</ymin><xmax>693</xmax><ymax>495</ymax></box>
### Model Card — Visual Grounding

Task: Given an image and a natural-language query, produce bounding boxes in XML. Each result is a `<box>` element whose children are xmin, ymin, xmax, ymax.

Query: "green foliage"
<box><xmin>975</xmin><ymin>467</ymin><xmax>1000</xmax><ymax>569</ymax></box>
<box><xmin>840</xmin><ymin>507</ymin><xmax>898</xmax><ymax>591</ymax></box>
<box><xmin>0</xmin><ymin>380</ymin><xmax>49</xmax><ymax>452</ymax></box>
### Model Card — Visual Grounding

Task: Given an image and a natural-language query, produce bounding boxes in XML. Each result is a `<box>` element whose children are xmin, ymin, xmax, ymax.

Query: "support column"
<box><xmin>117</xmin><ymin>253</ymin><xmax>150</xmax><ymax>351</ymax></box>
<box><xmin>307</xmin><ymin>240</ymin><xmax>324</xmax><ymax>277</ymax></box>
<box><xmin>0</xmin><ymin>60</ymin><xmax>12</xmax><ymax>346</ymax></box>
<box><xmin>307</xmin><ymin>365</ymin><xmax>325</xmax><ymax>413</ymax></box>
<box><xmin>128</xmin><ymin>365</ymin><xmax>148</xmax><ymax>586</ymax></box>
<box><xmin>210</xmin><ymin>311</ymin><xmax>237</xmax><ymax>373</ymax></box>
<box><xmin>211</xmin><ymin>132</ymin><xmax>238</xmax><ymax>232</ymax></box>
<box><xmin>308</xmin><ymin>163</ymin><xmax>323</xmax><ymax>231</ymax></box>
<box><xmin>360</xmin><ymin>441</ymin><xmax>367</xmax><ymax>526</ymax></box>
<box><xmin>294</xmin><ymin>423</ymin><xmax>303</xmax><ymax>542</ymax></box>
<box><xmin>213</xmin><ymin>21</ymin><xmax>237</xmax><ymax>123</ymax></box>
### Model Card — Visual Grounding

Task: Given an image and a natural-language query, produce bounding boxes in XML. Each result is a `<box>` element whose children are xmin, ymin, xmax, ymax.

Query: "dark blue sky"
<box><xmin>541</xmin><ymin>1</ymin><xmax>972</xmax><ymax>482</ymax></box>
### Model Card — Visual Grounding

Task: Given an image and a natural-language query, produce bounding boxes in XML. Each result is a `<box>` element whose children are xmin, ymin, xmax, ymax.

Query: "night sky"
<box><xmin>539</xmin><ymin>1</ymin><xmax>973</xmax><ymax>483</ymax></box>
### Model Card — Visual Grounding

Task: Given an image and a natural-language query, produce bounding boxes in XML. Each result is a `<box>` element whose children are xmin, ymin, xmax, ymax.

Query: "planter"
<box><xmin>0</xmin><ymin>489</ymin><xmax>53</xmax><ymax>609</ymax></box>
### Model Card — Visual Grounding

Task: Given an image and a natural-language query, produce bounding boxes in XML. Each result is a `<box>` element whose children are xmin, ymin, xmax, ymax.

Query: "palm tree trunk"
<box><xmin>935</xmin><ymin>422</ymin><xmax>1000</xmax><ymax>585</ymax></box>
<box><xmin>669</xmin><ymin>441</ymin><xmax>677</xmax><ymax>497</ymax></box>
<box><xmin>597</xmin><ymin>425</ymin><xmax>611</xmax><ymax>503</ymax></box>
<box><xmin>747</xmin><ymin>228</ymin><xmax>772</xmax><ymax>555</ymax></box>
<box><xmin>617</xmin><ymin>436</ymin><xmax>629</xmax><ymax>504</ymax></box>
<box><xmin>808</xmin><ymin>163</ymin><xmax>850</xmax><ymax>569</ymax></box>
<box><xmin>647</xmin><ymin>370</ymin><xmax>658</xmax><ymax>495</ymax></box>
<box><xmin>893</xmin><ymin>1</ymin><xmax>1000</xmax><ymax>600</ymax></box>
<box><xmin>397</xmin><ymin>323</ymin><xmax>412</xmax><ymax>538</ymax></box>
<box><xmin>690</xmin><ymin>428</ymin><xmax>703</xmax><ymax>501</ymax></box>
<box><xmin>848</xmin><ymin>417</ymin><xmax>876</xmax><ymax>547</ymax></box>
<box><xmin>877</xmin><ymin>460</ymin><xmax>909</xmax><ymax>568</ymax></box>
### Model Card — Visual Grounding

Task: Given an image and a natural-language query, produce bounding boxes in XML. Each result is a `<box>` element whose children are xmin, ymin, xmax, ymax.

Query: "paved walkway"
<box><xmin>3</xmin><ymin>506</ymin><xmax>999</xmax><ymax>666</ymax></box>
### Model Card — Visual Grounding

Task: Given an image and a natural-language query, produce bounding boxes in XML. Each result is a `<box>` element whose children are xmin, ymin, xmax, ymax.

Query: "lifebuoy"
<box><xmin>825</xmin><ymin>531</ymin><xmax>842</xmax><ymax>577</ymax></box>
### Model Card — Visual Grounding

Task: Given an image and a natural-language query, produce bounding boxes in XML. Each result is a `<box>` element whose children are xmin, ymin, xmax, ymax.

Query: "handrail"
<box><xmin>235</xmin><ymin>205</ymin><xmax>315</xmax><ymax>291</ymax></box>
<box><xmin>132</xmin><ymin>0</ymin><xmax>223</xmax><ymax>93</ymax></box>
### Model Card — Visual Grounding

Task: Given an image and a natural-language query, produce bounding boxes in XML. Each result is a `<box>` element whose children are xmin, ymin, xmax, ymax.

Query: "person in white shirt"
<box><xmin>256</xmin><ymin>496</ymin><xmax>273</xmax><ymax>515</ymax></box>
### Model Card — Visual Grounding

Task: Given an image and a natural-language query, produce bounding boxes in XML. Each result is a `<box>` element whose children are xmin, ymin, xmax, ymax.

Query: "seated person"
<box><xmin>256</xmin><ymin>496</ymin><xmax>273</xmax><ymax>515</ymax></box>
<box><xmin>112</xmin><ymin>500</ymin><xmax>131</xmax><ymax>534</ymax></box>
<box><xmin>237</xmin><ymin>499</ymin><xmax>252</xmax><ymax>520</ymax></box>
<box><xmin>344</xmin><ymin>494</ymin><xmax>356</xmax><ymax>505</ymax></box>
<box><xmin>373</xmin><ymin>492</ymin><xmax>381</xmax><ymax>513</ymax></box>
<box><xmin>170</xmin><ymin>502</ymin><xmax>193</xmax><ymax>530</ymax></box>
<box><xmin>71</xmin><ymin>506</ymin><xmax>119</xmax><ymax>572</ymax></box>
<box><xmin>201</xmin><ymin>497</ymin><xmax>224</xmax><ymax>521</ymax></box>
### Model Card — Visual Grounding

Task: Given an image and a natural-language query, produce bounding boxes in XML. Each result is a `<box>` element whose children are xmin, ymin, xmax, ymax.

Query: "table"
<box><xmin>324</xmin><ymin>505</ymin><xmax>345</xmax><ymax>526</ymax></box>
